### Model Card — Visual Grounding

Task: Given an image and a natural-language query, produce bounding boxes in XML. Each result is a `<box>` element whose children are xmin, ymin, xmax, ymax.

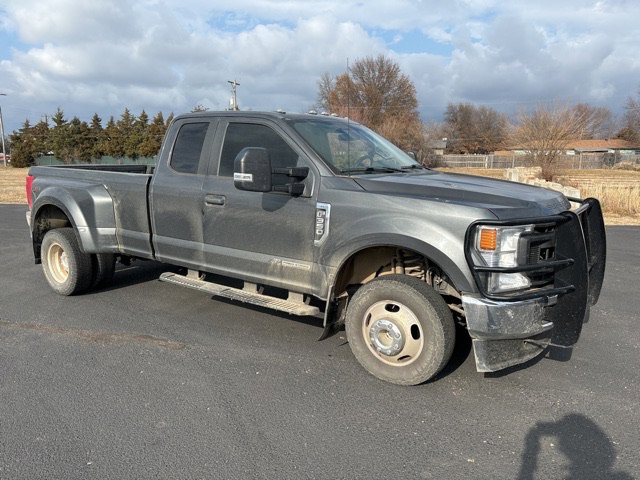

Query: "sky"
<box><xmin>1</xmin><ymin>0</ymin><xmax>639</xmax><ymax>134</ymax></box>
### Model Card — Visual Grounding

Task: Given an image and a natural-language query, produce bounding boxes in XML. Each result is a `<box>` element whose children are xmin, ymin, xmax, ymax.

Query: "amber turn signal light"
<box><xmin>478</xmin><ymin>227</ymin><xmax>497</xmax><ymax>251</ymax></box>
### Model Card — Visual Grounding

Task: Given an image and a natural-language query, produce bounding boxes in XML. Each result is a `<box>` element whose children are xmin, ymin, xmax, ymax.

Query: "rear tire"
<box><xmin>41</xmin><ymin>228</ymin><xmax>93</xmax><ymax>296</ymax></box>
<box><xmin>345</xmin><ymin>274</ymin><xmax>455</xmax><ymax>385</ymax></box>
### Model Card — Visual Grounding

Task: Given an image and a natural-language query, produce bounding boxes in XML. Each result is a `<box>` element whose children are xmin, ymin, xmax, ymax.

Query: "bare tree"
<box><xmin>316</xmin><ymin>72</ymin><xmax>334</xmax><ymax>113</ymax></box>
<box><xmin>509</xmin><ymin>104</ymin><xmax>592</xmax><ymax>180</ymax></box>
<box><xmin>571</xmin><ymin>103</ymin><xmax>616</xmax><ymax>139</ymax></box>
<box><xmin>317</xmin><ymin>55</ymin><xmax>422</xmax><ymax>152</ymax></box>
<box><xmin>444</xmin><ymin>103</ymin><xmax>507</xmax><ymax>154</ymax></box>
<box><xmin>619</xmin><ymin>92</ymin><xmax>640</xmax><ymax>143</ymax></box>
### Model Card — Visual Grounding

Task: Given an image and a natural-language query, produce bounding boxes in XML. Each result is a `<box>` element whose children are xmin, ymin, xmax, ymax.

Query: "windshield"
<box><xmin>287</xmin><ymin>117</ymin><xmax>420</xmax><ymax>174</ymax></box>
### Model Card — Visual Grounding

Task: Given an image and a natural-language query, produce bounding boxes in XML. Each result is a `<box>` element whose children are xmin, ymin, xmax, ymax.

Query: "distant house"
<box><xmin>563</xmin><ymin>139</ymin><xmax>640</xmax><ymax>155</ymax></box>
<box><xmin>495</xmin><ymin>139</ymin><xmax>640</xmax><ymax>156</ymax></box>
<box><xmin>428</xmin><ymin>139</ymin><xmax>447</xmax><ymax>156</ymax></box>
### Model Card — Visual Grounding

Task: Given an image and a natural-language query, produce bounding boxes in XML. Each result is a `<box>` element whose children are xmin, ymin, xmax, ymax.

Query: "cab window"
<box><xmin>219</xmin><ymin>123</ymin><xmax>300</xmax><ymax>177</ymax></box>
<box><xmin>170</xmin><ymin>122</ymin><xmax>209</xmax><ymax>174</ymax></box>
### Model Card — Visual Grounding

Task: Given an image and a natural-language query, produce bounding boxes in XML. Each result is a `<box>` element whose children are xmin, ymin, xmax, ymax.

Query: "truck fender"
<box><xmin>325</xmin><ymin>233</ymin><xmax>476</xmax><ymax>296</ymax></box>
<box><xmin>31</xmin><ymin>184</ymin><xmax>118</xmax><ymax>259</ymax></box>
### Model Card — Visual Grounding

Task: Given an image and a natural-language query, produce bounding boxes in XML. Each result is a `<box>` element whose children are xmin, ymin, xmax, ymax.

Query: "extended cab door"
<box><xmin>200</xmin><ymin>119</ymin><xmax>318</xmax><ymax>293</ymax></box>
<box><xmin>150</xmin><ymin>118</ymin><xmax>217</xmax><ymax>269</ymax></box>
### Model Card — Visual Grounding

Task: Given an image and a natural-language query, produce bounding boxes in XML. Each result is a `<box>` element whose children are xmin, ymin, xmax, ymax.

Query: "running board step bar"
<box><xmin>159</xmin><ymin>272</ymin><xmax>321</xmax><ymax>317</ymax></box>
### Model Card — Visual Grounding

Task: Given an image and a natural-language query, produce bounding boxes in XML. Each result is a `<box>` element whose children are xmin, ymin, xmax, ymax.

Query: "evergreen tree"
<box><xmin>165</xmin><ymin>112</ymin><xmax>174</xmax><ymax>128</ymax></box>
<box><xmin>51</xmin><ymin>108</ymin><xmax>66</xmax><ymax>128</ymax></box>
<box><xmin>104</xmin><ymin>114</ymin><xmax>124</xmax><ymax>158</ymax></box>
<box><xmin>117</xmin><ymin>108</ymin><xmax>137</xmax><ymax>157</ymax></box>
<box><xmin>125</xmin><ymin>110</ymin><xmax>148</xmax><ymax>158</ymax></box>
<box><xmin>32</xmin><ymin>119</ymin><xmax>51</xmax><ymax>157</ymax></box>
<box><xmin>138</xmin><ymin>111</ymin><xmax>165</xmax><ymax>157</ymax></box>
<box><xmin>66</xmin><ymin>117</ymin><xmax>94</xmax><ymax>162</ymax></box>
<box><xmin>49</xmin><ymin>108</ymin><xmax>73</xmax><ymax>163</ymax></box>
<box><xmin>9</xmin><ymin>120</ymin><xmax>36</xmax><ymax>167</ymax></box>
<box><xmin>89</xmin><ymin>113</ymin><xmax>104</xmax><ymax>158</ymax></box>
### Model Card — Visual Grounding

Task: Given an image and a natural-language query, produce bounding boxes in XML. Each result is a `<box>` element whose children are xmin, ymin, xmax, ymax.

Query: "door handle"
<box><xmin>204</xmin><ymin>194</ymin><xmax>226</xmax><ymax>206</ymax></box>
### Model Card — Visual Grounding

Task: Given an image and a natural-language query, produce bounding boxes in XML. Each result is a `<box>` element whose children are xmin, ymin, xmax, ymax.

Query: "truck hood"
<box><xmin>353</xmin><ymin>171</ymin><xmax>571</xmax><ymax>220</ymax></box>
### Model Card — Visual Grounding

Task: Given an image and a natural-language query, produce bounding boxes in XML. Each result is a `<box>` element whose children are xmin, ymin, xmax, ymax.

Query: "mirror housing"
<box><xmin>234</xmin><ymin>147</ymin><xmax>272</xmax><ymax>192</ymax></box>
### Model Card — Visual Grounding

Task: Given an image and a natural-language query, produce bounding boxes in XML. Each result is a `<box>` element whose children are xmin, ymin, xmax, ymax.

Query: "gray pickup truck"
<box><xmin>26</xmin><ymin>111</ymin><xmax>606</xmax><ymax>385</ymax></box>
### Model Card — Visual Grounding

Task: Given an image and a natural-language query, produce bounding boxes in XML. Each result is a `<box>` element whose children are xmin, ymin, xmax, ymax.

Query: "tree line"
<box><xmin>6</xmin><ymin>54</ymin><xmax>640</xmax><ymax>175</ymax></box>
<box><xmin>9</xmin><ymin>108</ymin><xmax>173</xmax><ymax>167</ymax></box>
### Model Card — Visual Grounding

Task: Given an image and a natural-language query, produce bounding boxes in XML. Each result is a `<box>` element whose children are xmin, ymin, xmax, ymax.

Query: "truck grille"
<box><xmin>519</xmin><ymin>225</ymin><xmax>557</xmax><ymax>289</ymax></box>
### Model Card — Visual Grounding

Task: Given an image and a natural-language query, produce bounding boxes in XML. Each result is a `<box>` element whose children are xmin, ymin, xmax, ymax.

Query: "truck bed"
<box><xmin>29</xmin><ymin>164</ymin><xmax>154</xmax><ymax>258</ymax></box>
<box><xmin>31</xmin><ymin>163</ymin><xmax>155</xmax><ymax>174</ymax></box>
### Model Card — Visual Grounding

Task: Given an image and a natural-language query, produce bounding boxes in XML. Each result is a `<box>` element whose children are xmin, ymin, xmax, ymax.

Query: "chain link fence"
<box><xmin>438</xmin><ymin>153</ymin><xmax>640</xmax><ymax>169</ymax></box>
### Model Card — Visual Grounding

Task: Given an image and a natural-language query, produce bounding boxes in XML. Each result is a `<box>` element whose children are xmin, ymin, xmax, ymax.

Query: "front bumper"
<box><xmin>463</xmin><ymin>294</ymin><xmax>558</xmax><ymax>372</ymax></box>
<box><xmin>464</xmin><ymin>198</ymin><xmax>606</xmax><ymax>372</ymax></box>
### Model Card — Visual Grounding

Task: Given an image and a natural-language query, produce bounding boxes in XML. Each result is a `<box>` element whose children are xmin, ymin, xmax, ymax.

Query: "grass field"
<box><xmin>2</xmin><ymin>166</ymin><xmax>638</xmax><ymax>224</ymax></box>
<box><xmin>0</xmin><ymin>167</ymin><xmax>28</xmax><ymax>204</ymax></box>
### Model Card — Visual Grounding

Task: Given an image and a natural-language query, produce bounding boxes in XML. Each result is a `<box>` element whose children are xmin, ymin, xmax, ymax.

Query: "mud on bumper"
<box><xmin>463</xmin><ymin>198</ymin><xmax>606</xmax><ymax>372</ymax></box>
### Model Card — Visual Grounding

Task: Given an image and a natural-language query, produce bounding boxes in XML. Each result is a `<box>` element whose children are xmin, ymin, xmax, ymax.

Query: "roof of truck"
<box><xmin>174</xmin><ymin>110</ymin><xmax>353</xmax><ymax>123</ymax></box>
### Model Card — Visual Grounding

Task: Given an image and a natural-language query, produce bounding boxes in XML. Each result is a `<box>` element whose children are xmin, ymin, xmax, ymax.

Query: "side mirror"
<box><xmin>234</xmin><ymin>147</ymin><xmax>272</xmax><ymax>192</ymax></box>
<box><xmin>405</xmin><ymin>151</ymin><xmax>416</xmax><ymax>160</ymax></box>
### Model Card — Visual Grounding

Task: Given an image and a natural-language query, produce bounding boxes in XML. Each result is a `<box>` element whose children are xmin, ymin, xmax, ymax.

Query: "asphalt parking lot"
<box><xmin>0</xmin><ymin>204</ymin><xmax>638</xmax><ymax>479</ymax></box>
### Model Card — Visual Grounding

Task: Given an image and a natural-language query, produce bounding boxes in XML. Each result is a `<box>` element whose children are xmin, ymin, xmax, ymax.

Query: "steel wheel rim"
<box><xmin>362</xmin><ymin>300</ymin><xmax>424</xmax><ymax>367</ymax></box>
<box><xmin>47</xmin><ymin>242</ymin><xmax>69</xmax><ymax>284</ymax></box>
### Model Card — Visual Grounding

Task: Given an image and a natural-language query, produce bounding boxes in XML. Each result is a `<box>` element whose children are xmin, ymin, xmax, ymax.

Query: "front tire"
<box><xmin>41</xmin><ymin>228</ymin><xmax>93</xmax><ymax>296</ymax></box>
<box><xmin>345</xmin><ymin>275</ymin><xmax>455</xmax><ymax>385</ymax></box>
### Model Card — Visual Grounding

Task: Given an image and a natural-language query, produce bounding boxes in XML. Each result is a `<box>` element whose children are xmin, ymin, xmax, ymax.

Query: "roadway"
<box><xmin>0</xmin><ymin>204</ymin><xmax>637</xmax><ymax>479</ymax></box>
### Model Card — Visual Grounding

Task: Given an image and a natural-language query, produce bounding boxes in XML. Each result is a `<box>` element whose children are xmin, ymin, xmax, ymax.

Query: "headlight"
<box><xmin>472</xmin><ymin>225</ymin><xmax>534</xmax><ymax>294</ymax></box>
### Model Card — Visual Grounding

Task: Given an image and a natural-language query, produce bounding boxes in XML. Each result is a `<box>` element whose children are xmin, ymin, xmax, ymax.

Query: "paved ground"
<box><xmin>0</xmin><ymin>204</ymin><xmax>638</xmax><ymax>479</ymax></box>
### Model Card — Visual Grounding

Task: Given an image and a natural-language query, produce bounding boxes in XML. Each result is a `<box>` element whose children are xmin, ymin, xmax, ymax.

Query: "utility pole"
<box><xmin>0</xmin><ymin>93</ymin><xmax>7</xmax><ymax>167</ymax></box>
<box><xmin>227</xmin><ymin>80</ymin><xmax>240</xmax><ymax>111</ymax></box>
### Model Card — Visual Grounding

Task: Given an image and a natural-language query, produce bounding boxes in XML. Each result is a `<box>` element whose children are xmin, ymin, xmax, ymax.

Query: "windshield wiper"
<box><xmin>400</xmin><ymin>164</ymin><xmax>426</xmax><ymax>170</ymax></box>
<box><xmin>340</xmin><ymin>166</ymin><xmax>404</xmax><ymax>174</ymax></box>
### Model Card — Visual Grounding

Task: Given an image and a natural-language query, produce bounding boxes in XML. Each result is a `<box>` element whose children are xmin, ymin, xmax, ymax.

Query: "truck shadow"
<box><xmin>94</xmin><ymin>263</ymin><xmax>475</xmax><ymax>377</ymax></box>
<box><xmin>484</xmin><ymin>345</ymin><xmax>574</xmax><ymax>379</ymax></box>
<box><xmin>94</xmin><ymin>261</ymin><xmax>180</xmax><ymax>294</ymax></box>
<box><xmin>432</xmin><ymin>324</ymin><xmax>473</xmax><ymax>380</ymax></box>
<box><xmin>517</xmin><ymin>413</ymin><xmax>633</xmax><ymax>480</ymax></box>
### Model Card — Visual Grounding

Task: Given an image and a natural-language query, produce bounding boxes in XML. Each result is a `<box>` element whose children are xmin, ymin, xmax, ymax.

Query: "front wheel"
<box><xmin>41</xmin><ymin>228</ymin><xmax>93</xmax><ymax>296</ymax></box>
<box><xmin>345</xmin><ymin>275</ymin><xmax>455</xmax><ymax>385</ymax></box>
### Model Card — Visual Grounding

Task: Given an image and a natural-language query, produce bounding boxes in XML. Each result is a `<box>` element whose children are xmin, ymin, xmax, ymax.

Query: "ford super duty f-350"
<box><xmin>25</xmin><ymin>111</ymin><xmax>606</xmax><ymax>385</ymax></box>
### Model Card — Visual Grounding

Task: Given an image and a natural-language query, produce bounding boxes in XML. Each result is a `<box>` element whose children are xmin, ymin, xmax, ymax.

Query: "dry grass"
<box><xmin>555</xmin><ymin>170</ymin><xmax>640</xmax><ymax>218</ymax></box>
<box><xmin>558</xmin><ymin>168</ymin><xmax>640</xmax><ymax>179</ymax></box>
<box><xmin>0</xmin><ymin>167</ymin><xmax>28</xmax><ymax>204</ymax></box>
<box><xmin>578</xmin><ymin>184</ymin><xmax>640</xmax><ymax>215</ymax></box>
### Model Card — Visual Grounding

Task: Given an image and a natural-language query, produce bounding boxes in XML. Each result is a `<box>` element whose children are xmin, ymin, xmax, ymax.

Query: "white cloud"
<box><xmin>0</xmin><ymin>0</ymin><xmax>639</xmax><ymax>132</ymax></box>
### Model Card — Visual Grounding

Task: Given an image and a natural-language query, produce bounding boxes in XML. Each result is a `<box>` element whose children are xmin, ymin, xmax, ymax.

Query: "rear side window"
<box><xmin>219</xmin><ymin>123</ymin><xmax>300</xmax><ymax>177</ymax></box>
<box><xmin>170</xmin><ymin>122</ymin><xmax>209</xmax><ymax>174</ymax></box>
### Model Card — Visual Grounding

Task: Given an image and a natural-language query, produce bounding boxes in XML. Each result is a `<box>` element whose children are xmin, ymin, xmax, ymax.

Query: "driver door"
<box><xmin>200</xmin><ymin>119</ymin><xmax>318</xmax><ymax>292</ymax></box>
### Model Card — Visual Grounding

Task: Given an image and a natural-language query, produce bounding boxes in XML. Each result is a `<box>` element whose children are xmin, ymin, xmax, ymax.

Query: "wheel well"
<box><xmin>333</xmin><ymin>246</ymin><xmax>460</xmax><ymax>299</ymax></box>
<box><xmin>32</xmin><ymin>205</ymin><xmax>72</xmax><ymax>263</ymax></box>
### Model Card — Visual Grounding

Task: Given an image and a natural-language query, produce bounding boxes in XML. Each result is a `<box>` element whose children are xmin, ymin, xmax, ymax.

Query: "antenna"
<box><xmin>227</xmin><ymin>79</ymin><xmax>240</xmax><ymax>111</ymax></box>
<box><xmin>346</xmin><ymin>58</ymin><xmax>351</xmax><ymax>175</ymax></box>
<box><xmin>0</xmin><ymin>93</ymin><xmax>6</xmax><ymax>167</ymax></box>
